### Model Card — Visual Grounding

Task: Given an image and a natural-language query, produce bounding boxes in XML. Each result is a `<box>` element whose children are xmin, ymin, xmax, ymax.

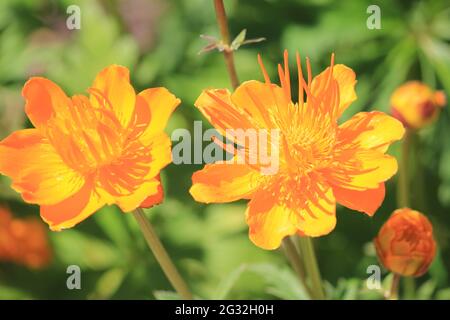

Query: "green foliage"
<box><xmin>0</xmin><ymin>0</ymin><xmax>449</xmax><ymax>300</ymax></box>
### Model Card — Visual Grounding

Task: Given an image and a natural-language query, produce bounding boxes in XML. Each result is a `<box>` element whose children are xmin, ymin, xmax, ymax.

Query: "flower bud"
<box><xmin>390</xmin><ymin>81</ymin><xmax>446</xmax><ymax>129</ymax></box>
<box><xmin>374</xmin><ymin>208</ymin><xmax>436</xmax><ymax>277</ymax></box>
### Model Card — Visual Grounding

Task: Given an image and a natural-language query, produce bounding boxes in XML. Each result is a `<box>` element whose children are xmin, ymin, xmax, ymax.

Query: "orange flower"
<box><xmin>0</xmin><ymin>207</ymin><xmax>52</xmax><ymax>269</ymax></box>
<box><xmin>190</xmin><ymin>51</ymin><xmax>405</xmax><ymax>250</ymax></box>
<box><xmin>0</xmin><ymin>65</ymin><xmax>180</xmax><ymax>230</ymax></box>
<box><xmin>374</xmin><ymin>208</ymin><xmax>436</xmax><ymax>277</ymax></box>
<box><xmin>390</xmin><ymin>81</ymin><xmax>446</xmax><ymax>129</ymax></box>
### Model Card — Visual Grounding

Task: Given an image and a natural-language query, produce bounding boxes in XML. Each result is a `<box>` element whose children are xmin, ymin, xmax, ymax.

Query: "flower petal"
<box><xmin>97</xmin><ymin>132</ymin><xmax>171</xmax><ymax>208</ymax></box>
<box><xmin>194</xmin><ymin>88</ymin><xmax>256</xmax><ymax>138</ymax></box>
<box><xmin>40</xmin><ymin>181</ymin><xmax>104</xmax><ymax>231</ymax></box>
<box><xmin>297</xmin><ymin>186</ymin><xmax>337</xmax><ymax>237</ymax></box>
<box><xmin>140</xmin><ymin>174</ymin><xmax>164</xmax><ymax>208</ymax></box>
<box><xmin>190</xmin><ymin>163</ymin><xmax>260</xmax><ymax>203</ymax></box>
<box><xmin>135</xmin><ymin>88</ymin><xmax>181</xmax><ymax>143</ymax></box>
<box><xmin>22</xmin><ymin>77</ymin><xmax>71</xmax><ymax>128</ymax></box>
<box><xmin>115</xmin><ymin>178</ymin><xmax>161</xmax><ymax>212</ymax></box>
<box><xmin>246</xmin><ymin>189</ymin><xmax>297</xmax><ymax>250</ymax></box>
<box><xmin>333</xmin><ymin>183</ymin><xmax>385</xmax><ymax>216</ymax></box>
<box><xmin>338</xmin><ymin>111</ymin><xmax>405</xmax><ymax>153</ymax></box>
<box><xmin>312</xmin><ymin>64</ymin><xmax>357</xmax><ymax>117</ymax></box>
<box><xmin>0</xmin><ymin>129</ymin><xmax>85</xmax><ymax>205</ymax></box>
<box><xmin>90</xmin><ymin>65</ymin><xmax>136</xmax><ymax>128</ymax></box>
<box><xmin>231</xmin><ymin>80</ymin><xmax>286</xmax><ymax>128</ymax></box>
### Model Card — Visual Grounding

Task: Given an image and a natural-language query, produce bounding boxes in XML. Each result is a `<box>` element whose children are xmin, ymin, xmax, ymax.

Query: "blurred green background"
<box><xmin>0</xmin><ymin>0</ymin><xmax>449</xmax><ymax>300</ymax></box>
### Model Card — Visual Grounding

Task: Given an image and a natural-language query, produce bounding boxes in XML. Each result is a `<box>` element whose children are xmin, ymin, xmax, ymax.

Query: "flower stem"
<box><xmin>298</xmin><ymin>237</ymin><xmax>326</xmax><ymax>299</ymax></box>
<box><xmin>282</xmin><ymin>237</ymin><xmax>314</xmax><ymax>298</ymax></box>
<box><xmin>132</xmin><ymin>208</ymin><xmax>193</xmax><ymax>300</ymax></box>
<box><xmin>398</xmin><ymin>130</ymin><xmax>411</xmax><ymax>208</ymax></box>
<box><xmin>213</xmin><ymin>0</ymin><xmax>240</xmax><ymax>89</ymax></box>
<box><xmin>396</xmin><ymin>130</ymin><xmax>415</xmax><ymax>299</ymax></box>
<box><xmin>387</xmin><ymin>273</ymin><xmax>401</xmax><ymax>300</ymax></box>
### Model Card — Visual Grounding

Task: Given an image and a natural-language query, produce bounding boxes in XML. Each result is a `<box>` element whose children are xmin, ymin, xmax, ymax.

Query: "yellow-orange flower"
<box><xmin>0</xmin><ymin>207</ymin><xmax>52</xmax><ymax>269</ymax></box>
<box><xmin>374</xmin><ymin>208</ymin><xmax>436</xmax><ymax>277</ymax></box>
<box><xmin>390</xmin><ymin>81</ymin><xmax>446</xmax><ymax>129</ymax></box>
<box><xmin>0</xmin><ymin>65</ymin><xmax>180</xmax><ymax>231</ymax></box>
<box><xmin>190</xmin><ymin>51</ymin><xmax>405</xmax><ymax>250</ymax></box>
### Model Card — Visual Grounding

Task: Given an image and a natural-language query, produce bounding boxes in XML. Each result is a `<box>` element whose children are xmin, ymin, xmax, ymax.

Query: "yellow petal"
<box><xmin>338</xmin><ymin>111</ymin><xmax>405</xmax><ymax>153</ymax></box>
<box><xmin>246</xmin><ymin>190</ymin><xmax>297</xmax><ymax>250</ymax></box>
<box><xmin>312</xmin><ymin>64</ymin><xmax>357</xmax><ymax>117</ymax></box>
<box><xmin>136</xmin><ymin>88</ymin><xmax>181</xmax><ymax>142</ymax></box>
<box><xmin>194</xmin><ymin>88</ymin><xmax>256</xmax><ymax>138</ymax></box>
<box><xmin>231</xmin><ymin>80</ymin><xmax>286</xmax><ymax>128</ymax></box>
<box><xmin>115</xmin><ymin>178</ymin><xmax>161</xmax><ymax>212</ymax></box>
<box><xmin>297</xmin><ymin>186</ymin><xmax>337</xmax><ymax>237</ymax></box>
<box><xmin>90</xmin><ymin>65</ymin><xmax>136</xmax><ymax>128</ymax></box>
<box><xmin>22</xmin><ymin>77</ymin><xmax>71</xmax><ymax>128</ymax></box>
<box><xmin>40</xmin><ymin>181</ymin><xmax>104</xmax><ymax>231</ymax></box>
<box><xmin>0</xmin><ymin>129</ymin><xmax>85</xmax><ymax>205</ymax></box>
<box><xmin>190</xmin><ymin>163</ymin><xmax>260</xmax><ymax>203</ymax></box>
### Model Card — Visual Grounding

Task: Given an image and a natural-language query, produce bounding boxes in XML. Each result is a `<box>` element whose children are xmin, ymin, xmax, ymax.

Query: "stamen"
<box><xmin>283</xmin><ymin>50</ymin><xmax>291</xmax><ymax>102</ymax></box>
<box><xmin>257</xmin><ymin>54</ymin><xmax>271</xmax><ymax>84</ymax></box>
<box><xmin>296</xmin><ymin>52</ymin><xmax>304</xmax><ymax>105</ymax></box>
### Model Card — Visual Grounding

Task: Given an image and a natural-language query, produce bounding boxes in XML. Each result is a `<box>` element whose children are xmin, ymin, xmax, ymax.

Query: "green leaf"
<box><xmin>213</xmin><ymin>264</ymin><xmax>247</xmax><ymax>299</ymax></box>
<box><xmin>153</xmin><ymin>290</ymin><xmax>181</xmax><ymax>300</ymax></box>
<box><xmin>248</xmin><ymin>263</ymin><xmax>309</xmax><ymax>300</ymax></box>
<box><xmin>416</xmin><ymin>280</ymin><xmax>436</xmax><ymax>300</ymax></box>
<box><xmin>51</xmin><ymin>230</ymin><xmax>121</xmax><ymax>270</ymax></box>
<box><xmin>230</xmin><ymin>29</ymin><xmax>246</xmax><ymax>50</ymax></box>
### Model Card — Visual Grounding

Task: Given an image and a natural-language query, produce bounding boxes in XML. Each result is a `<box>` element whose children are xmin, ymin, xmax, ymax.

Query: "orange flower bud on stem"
<box><xmin>375</xmin><ymin>208</ymin><xmax>436</xmax><ymax>278</ymax></box>
<box><xmin>390</xmin><ymin>81</ymin><xmax>446</xmax><ymax>130</ymax></box>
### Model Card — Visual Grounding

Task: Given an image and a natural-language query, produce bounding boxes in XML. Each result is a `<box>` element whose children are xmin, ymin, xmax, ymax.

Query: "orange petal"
<box><xmin>312</xmin><ymin>64</ymin><xmax>357</xmax><ymax>117</ymax></box>
<box><xmin>297</xmin><ymin>186</ymin><xmax>337</xmax><ymax>237</ymax></box>
<box><xmin>97</xmin><ymin>132</ymin><xmax>171</xmax><ymax>209</ymax></box>
<box><xmin>115</xmin><ymin>178</ymin><xmax>161</xmax><ymax>212</ymax></box>
<box><xmin>22</xmin><ymin>77</ymin><xmax>70</xmax><ymax>128</ymax></box>
<box><xmin>333</xmin><ymin>183</ymin><xmax>385</xmax><ymax>216</ymax></box>
<box><xmin>338</xmin><ymin>111</ymin><xmax>405</xmax><ymax>153</ymax></box>
<box><xmin>40</xmin><ymin>180</ymin><xmax>104</xmax><ymax>231</ymax></box>
<box><xmin>246</xmin><ymin>189</ymin><xmax>297</xmax><ymax>250</ymax></box>
<box><xmin>231</xmin><ymin>80</ymin><xmax>287</xmax><ymax>128</ymax></box>
<box><xmin>140</xmin><ymin>175</ymin><xmax>164</xmax><ymax>208</ymax></box>
<box><xmin>90</xmin><ymin>65</ymin><xmax>136</xmax><ymax>128</ymax></box>
<box><xmin>136</xmin><ymin>88</ymin><xmax>181</xmax><ymax>143</ymax></box>
<box><xmin>194</xmin><ymin>88</ymin><xmax>256</xmax><ymax>139</ymax></box>
<box><xmin>0</xmin><ymin>129</ymin><xmax>84</xmax><ymax>205</ymax></box>
<box><xmin>190</xmin><ymin>163</ymin><xmax>260</xmax><ymax>203</ymax></box>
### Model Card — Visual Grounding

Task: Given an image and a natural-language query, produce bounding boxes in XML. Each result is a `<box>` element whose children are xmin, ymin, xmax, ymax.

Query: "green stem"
<box><xmin>132</xmin><ymin>208</ymin><xmax>193</xmax><ymax>300</ymax></box>
<box><xmin>282</xmin><ymin>238</ymin><xmax>314</xmax><ymax>298</ymax></box>
<box><xmin>387</xmin><ymin>273</ymin><xmax>401</xmax><ymax>300</ymax></box>
<box><xmin>396</xmin><ymin>130</ymin><xmax>416</xmax><ymax>299</ymax></box>
<box><xmin>398</xmin><ymin>130</ymin><xmax>411</xmax><ymax>208</ymax></box>
<box><xmin>298</xmin><ymin>237</ymin><xmax>325</xmax><ymax>299</ymax></box>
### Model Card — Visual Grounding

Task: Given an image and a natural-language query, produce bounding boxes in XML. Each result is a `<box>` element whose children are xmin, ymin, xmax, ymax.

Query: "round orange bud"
<box><xmin>374</xmin><ymin>208</ymin><xmax>436</xmax><ymax>277</ymax></box>
<box><xmin>390</xmin><ymin>81</ymin><xmax>446</xmax><ymax>129</ymax></box>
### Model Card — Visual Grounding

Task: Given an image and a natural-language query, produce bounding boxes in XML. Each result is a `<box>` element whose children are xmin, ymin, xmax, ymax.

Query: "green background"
<box><xmin>0</xmin><ymin>0</ymin><xmax>449</xmax><ymax>299</ymax></box>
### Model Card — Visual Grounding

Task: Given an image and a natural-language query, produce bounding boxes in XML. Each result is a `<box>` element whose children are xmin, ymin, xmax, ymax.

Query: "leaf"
<box><xmin>153</xmin><ymin>290</ymin><xmax>181</xmax><ymax>300</ymax></box>
<box><xmin>89</xmin><ymin>268</ymin><xmax>126</xmax><ymax>299</ymax></box>
<box><xmin>213</xmin><ymin>264</ymin><xmax>247</xmax><ymax>299</ymax></box>
<box><xmin>416</xmin><ymin>280</ymin><xmax>436</xmax><ymax>300</ymax></box>
<box><xmin>94</xmin><ymin>207</ymin><xmax>133</xmax><ymax>252</ymax></box>
<box><xmin>0</xmin><ymin>285</ymin><xmax>33</xmax><ymax>299</ymax></box>
<box><xmin>230</xmin><ymin>29</ymin><xmax>246</xmax><ymax>50</ymax></box>
<box><xmin>248</xmin><ymin>263</ymin><xmax>309</xmax><ymax>300</ymax></box>
<box><xmin>51</xmin><ymin>230</ymin><xmax>121</xmax><ymax>270</ymax></box>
